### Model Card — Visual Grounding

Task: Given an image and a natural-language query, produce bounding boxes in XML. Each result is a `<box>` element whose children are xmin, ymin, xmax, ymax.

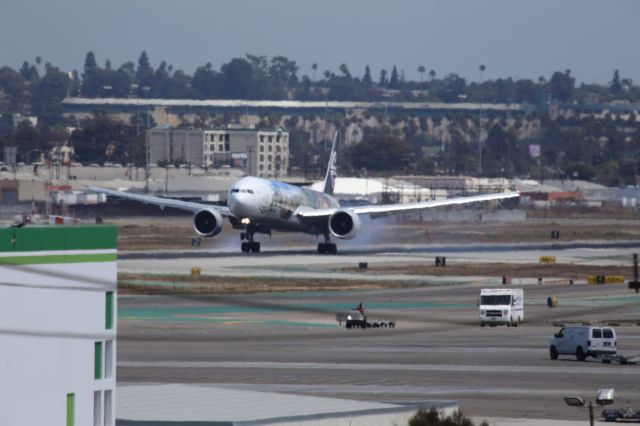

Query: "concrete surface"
<box><xmin>116</xmin><ymin>245</ymin><xmax>640</xmax><ymax>423</ymax></box>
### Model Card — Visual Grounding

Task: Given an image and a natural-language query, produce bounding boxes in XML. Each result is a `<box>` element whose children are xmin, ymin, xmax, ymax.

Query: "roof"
<box><xmin>310</xmin><ymin>177</ymin><xmax>429</xmax><ymax>196</ymax></box>
<box><xmin>116</xmin><ymin>384</ymin><xmax>457</xmax><ymax>425</ymax></box>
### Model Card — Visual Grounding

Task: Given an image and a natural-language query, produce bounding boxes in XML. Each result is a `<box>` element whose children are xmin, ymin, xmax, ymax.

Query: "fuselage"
<box><xmin>227</xmin><ymin>176</ymin><xmax>340</xmax><ymax>232</ymax></box>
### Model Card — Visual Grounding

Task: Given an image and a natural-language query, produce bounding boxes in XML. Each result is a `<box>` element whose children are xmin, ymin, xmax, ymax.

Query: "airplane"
<box><xmin>91</xmin><ymin>133</ymin><xmax>519</xmax><ymax>254</ymax></box>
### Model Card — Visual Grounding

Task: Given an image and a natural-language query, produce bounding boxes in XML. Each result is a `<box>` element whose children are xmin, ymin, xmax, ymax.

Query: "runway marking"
<box><xmin>118</xmin><ymin>360</ymin><xmax>640</xmax><ymax>376</ymax></box>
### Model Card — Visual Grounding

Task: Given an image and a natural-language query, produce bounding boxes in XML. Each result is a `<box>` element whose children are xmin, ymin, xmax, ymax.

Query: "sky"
<box><xmin>1</xmin><ymin>0</ymin><xmax>638</xmax><ymax>85</ymax></box>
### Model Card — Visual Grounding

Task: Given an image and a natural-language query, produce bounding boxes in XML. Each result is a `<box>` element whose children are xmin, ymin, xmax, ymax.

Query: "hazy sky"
<box><xmin>1</xmin><ymin>0</ymin><xmax>638</xmax><ymax>85</ymax></box>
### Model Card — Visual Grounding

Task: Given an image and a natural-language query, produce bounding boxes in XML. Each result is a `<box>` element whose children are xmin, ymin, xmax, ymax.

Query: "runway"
<box><xmin>117</xmin><ymin>240</ymin><xmax>640</xmax><ymax>421</ymax></box>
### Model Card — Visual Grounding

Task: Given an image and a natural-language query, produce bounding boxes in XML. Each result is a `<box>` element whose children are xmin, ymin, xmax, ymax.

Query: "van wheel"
<box><xmin>550</xmin><ymin>345</ymin><xmax>559</xmax><ymax>360</ymax></box>
<box><xmin>576</xmin><ymin>346</ymin><xmax>586</xmax><ymax>362</ymax></box>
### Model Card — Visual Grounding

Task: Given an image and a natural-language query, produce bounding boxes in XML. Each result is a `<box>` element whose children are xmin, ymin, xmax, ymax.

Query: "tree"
<box><xmin>81</xmin><ymin>51</ymin><xmax>101</xmax><ymax>97</ymax></box>
<box><xmin>389</xmin><ymin>66</ymin><xmax>399</xmax><ymax>89</ymax></box>
<box><xmin>0</xmin><ymin>67</ymin><xmax>28</xmax><ymax>113</ymax></box>
<box><xmin>136</xmin><ymin>51</ymin><xmax>154</xmax><ymax>93</ymax></box>
<box><xmin>338</xmin><ymin>63</ymin><xmax>351</xmax><ymax>80</ymax></box>
<box><xmin>379</xmin><ymin>69</ymin><xmax>388</xmax><ymax>86</ymax></box>
<box><xmin>351</xmin><ymin>128</ymin><xmax>411</xmax><ymax>170</ymax></box>
<box><xmin>311</xmin><ymin>63</ymin><xmax>318</xmax><ymax>81</ymax></box>
<box><xmin>418</xmin><ymin>65</ymin><xmax>426</xmax><ymax>83</ymax></box>
<box><xmin>19</xmin><ymin>61</ymin><xmax>39</xmax><ymax>84</ymax></box>
<box><xmin>548</xmin><ymin>69</ymin><xmax>575</xmax><ymax>102</ymax></box>
<box><xmin>611</xmin><ymin>69</ymin><xmax>623</xmax><ymax>97</ymax></box>
<box><xmin>220</xmin><ymin>57</ymin><xmax>253</xmax><ymax>99</ymax></box>
<box><xmin>429</xmin><ymin>69</ymin><xmax>436</xmax><ymax>81</ymax></box>
<box><xmin>14</xmin><ymin>120</ymin><xmax>42</xmax><ymax>161</ymax></box>
<box><xmin>363</xmin><ymin>65</ymin><xmax>372</xmax><ymax>87</ymax></box>
<box><xmin>269</xmin><ymin>55</ymin><xmax>299</xmax><ymax>94</ymax></box>
<box><xmin>31</xmin><ymin>64</ymin><xmax>71</xmax><ymax>126</ymax></box>
<box><xmin>409</xmin><ymin>408</ymin><xmax>487</xmax><ymax>426</ymax></box>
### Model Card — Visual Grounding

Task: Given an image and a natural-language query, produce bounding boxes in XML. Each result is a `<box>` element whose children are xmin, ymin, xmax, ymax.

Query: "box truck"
<box><xmin>479</xmin><ymin>288</ymin><xmax>524</xmax><ymax>327</ymax></box>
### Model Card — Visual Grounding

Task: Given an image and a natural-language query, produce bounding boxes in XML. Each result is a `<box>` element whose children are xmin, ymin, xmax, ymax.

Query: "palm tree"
<box><xmin>429</xmin><ymin>69</ymin><xmax>436</xmax><ymax>81</ymax></box>
<box><xmin>311</xmin><ymin>63</ymin><xmax>318</xmax><ymax>82</ymax></box>
<box><xmin>418</xmin><ymin>65</ymin><xmax>426</xmax><ymax>83</ymax></box>
<box><xmin>479</xmin><ymin>64</ymin><xmax>486</xmax><ymax>82</ymax></box>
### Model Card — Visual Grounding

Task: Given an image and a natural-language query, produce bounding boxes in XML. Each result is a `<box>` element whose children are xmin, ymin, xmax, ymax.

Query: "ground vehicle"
<box><xmin>479</xmin><ymin>288</ymin><xmax>524</xmax><ymax>327</ymax></box>
<box><xmin>549</xmin><ymin>326</ymin><xmax>617</xmax><ymax>361</ymax></box>
<box><xmin>343</xmin><ymin>303</ymin><xmax>395</xmax><ymax>329</ymax></box>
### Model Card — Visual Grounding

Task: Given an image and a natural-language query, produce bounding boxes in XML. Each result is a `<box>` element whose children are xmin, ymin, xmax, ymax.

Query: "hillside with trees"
<box><xmin>0</xmin><ymin>51</ymin><xmax>639</xmax><ymax>185</ymax></box>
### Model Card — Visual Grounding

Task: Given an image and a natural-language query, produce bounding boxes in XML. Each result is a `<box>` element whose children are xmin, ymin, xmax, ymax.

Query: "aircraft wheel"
<box><xmin>241</xmin><ymin>242</ymin><xmax>250</xmax><ymax>253</ymax></box>
<box><xmin>328</xmin><ymin>243</ymin><xmax>337</xmax><ymax>254</ymax></box>
<box><xmin>250</xmin><ymin>242</ymin><xmax>261</xmax><ymax>253</ymax></box>
<box><xmin>317</xmin><ymin>243</ymin><xmax>326</xmax><ymax>254</ymax></box>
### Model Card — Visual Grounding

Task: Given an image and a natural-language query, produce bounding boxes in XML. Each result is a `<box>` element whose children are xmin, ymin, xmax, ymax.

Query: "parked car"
<box><xmin>550</xmin><ymin>326</ymin><xmax>617</xmax><ymax>361</ymax></box>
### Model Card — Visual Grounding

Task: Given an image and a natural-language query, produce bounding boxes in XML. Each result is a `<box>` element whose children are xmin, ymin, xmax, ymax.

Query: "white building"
<box><xmin>149</xmin><ymin>126</ymin><xmax>289</xmax><ymax>178</ymax></box>
<box><xmin>0</xmin><ymin>225</ymin><xmax>117</xmax><ymax>426</ymax></box>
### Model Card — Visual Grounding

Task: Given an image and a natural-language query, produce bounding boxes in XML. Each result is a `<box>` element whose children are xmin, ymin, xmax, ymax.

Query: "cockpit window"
<box><xmin>232</xmin><ymin>188</ymin><xmax>254</xmax><ymax>194</ymax></box>
<box><xmin>231</xmin><ymin>189</ymin><xmax>240</xmax><ymax>193</ymax></box>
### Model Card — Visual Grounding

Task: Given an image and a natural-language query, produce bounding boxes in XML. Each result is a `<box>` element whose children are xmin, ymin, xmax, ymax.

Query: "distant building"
<box><xmin>148</xmin><ymin>126</ymin><xmax>289</xmax><ymax>178</ymax></box>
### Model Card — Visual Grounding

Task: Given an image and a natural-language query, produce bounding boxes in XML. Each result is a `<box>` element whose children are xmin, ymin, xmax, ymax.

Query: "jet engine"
<box><xmin>328</xmin><ymin>209</ymin><xmax>361</xmax><ymax>240</ymax></box>
<box><xmin>192</xmin><ymin>209</ymin><xmax>224</xmax><ymax>237</ymax></box>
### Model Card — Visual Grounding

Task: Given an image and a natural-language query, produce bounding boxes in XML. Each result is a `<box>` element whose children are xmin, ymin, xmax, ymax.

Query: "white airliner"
<box><xmin>91</xmin><ymin>133</ymin><xmax>519</xmax><ymax>254</ymax></box>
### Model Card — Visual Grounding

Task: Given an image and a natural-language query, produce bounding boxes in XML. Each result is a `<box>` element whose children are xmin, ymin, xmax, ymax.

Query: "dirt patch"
<box><xmin>344</xmin><ymin>262</ymin><xmax>631</xmax><ymax>279</ymax></box>
<box><xmin>118</xmin><ymin>273</ymin><xmax>420</xmax><ymax>295</ymax></box>
<box><xmin>114</xmin><ymin>218</ymin><xmax>640</xmax><ymax>251</ymax></box>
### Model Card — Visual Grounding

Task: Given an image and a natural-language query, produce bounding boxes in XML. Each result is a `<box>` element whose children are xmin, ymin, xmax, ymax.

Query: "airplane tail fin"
<box><xmin>322</xmin><ymin>132</ymin><xmax>338</xmax><ymax>195</ymax></box>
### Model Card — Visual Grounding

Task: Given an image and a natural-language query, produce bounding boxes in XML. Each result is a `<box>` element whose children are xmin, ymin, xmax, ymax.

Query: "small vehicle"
<box><xmin>343</xmin><ymin>303</ymin><xmax>395</xmax><ymax>329</ymax></box>
<box><xmin>479</xmin><ymin>288</ymin><xmax>524</xmax><ymax>327</ymax></box>
<box><xmin>549</xmin><ymin>326</ymin><xmax>617</xmax><ymax>361</ymax></box>
<box><xmin>602</xmin><ymin>407</ymin><xmax>640</xmax><ymax>422</ymax></box>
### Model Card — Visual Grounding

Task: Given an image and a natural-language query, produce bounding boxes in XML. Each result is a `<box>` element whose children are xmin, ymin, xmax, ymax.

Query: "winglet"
<box><xmin>322</xmin><ymin>132</ymin><xmax>338</xmax><ymax>195</ymax></box>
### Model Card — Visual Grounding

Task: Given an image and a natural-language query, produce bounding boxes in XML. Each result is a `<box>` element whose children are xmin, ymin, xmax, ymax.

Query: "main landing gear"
<box><xmin>240</xmin><ymin>229</ymin><xmax>260</xmax><ymax>253</ymax></box>
<box><xmin>317</xmin><ymin>235</ymin><xmax>337</xmax><ymax>254</ymax></box>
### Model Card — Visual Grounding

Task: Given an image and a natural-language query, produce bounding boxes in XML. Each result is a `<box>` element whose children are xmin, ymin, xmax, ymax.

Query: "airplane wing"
<box><xmin>90</xmin><ymin>187</ymin><xmax>234</xmax><ymax>217</ymax></box>
<box><xmin>297</xmin><ymin>191</ymin><xmax>520</xmax><ymax>220</ymax></box>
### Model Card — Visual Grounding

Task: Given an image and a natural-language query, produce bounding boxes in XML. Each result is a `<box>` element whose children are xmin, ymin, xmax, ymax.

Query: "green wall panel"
<box><xmin>66</xmin><ymin>393</ymin><xmax>74</xmax><ymax>426</ymax></box>
<box><xmin>0</xmin><ymin>225</ymin><xmax>117</xmax><ymax>252</ymax></box>
<box><xmin>105</xmin><ymin>292</ymin><xmax>114</xmax><ymax>330</ymax></box>
<box><xmin>94</xmin><ymin>341</ymin><xmax>103</xmax><ymax>379</ymax></box>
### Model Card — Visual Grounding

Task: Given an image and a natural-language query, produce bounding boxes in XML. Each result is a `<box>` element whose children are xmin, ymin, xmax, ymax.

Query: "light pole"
<box><xmin>478</xmin><ymin>64</ymin><xmax>486</xmax><ymax>176</ymax></box>
<box><xmin>142</xmin><ymin>86</ymin><xmax>151</xmax><ymax>192</ymax></box>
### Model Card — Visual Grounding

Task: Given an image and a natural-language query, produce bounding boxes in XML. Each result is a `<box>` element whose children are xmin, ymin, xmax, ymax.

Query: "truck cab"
<box><xmin>479</xmin><ymin>288</ymin><xmax>524</xmax><ymax>327</ymax></box>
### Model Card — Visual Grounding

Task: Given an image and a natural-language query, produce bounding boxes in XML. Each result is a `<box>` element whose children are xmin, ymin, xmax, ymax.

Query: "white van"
<box><xmin>479</xmin><ymin>288</ymin><xmax>524</xmax><ymax>327</ymax></box>
<box><xmin>549</xmin><ymin>326</ymin><xmax>617</xmax><ymax>361</ymax></box>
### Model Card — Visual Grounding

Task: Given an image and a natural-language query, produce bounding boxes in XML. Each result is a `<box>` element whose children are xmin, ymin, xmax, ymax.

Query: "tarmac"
<box><xmin>116</xmin><ymin>242</ymin><xmax>640</xmax><ymax>424</ymax></box>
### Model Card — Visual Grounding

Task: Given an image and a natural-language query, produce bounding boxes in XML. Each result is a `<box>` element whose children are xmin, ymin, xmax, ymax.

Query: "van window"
<box><xmin>603</xmin><ymin>329</ymin><xmax>614</xmax><ymax>338</ymax></box>
<box><xmin>592</xmin><ymin>329</ymin><xmax>602</xmax><ymax>338</ymax></box>
<box><xmin>480</xmin><ymin>295</ymin><xmax>511</xmax><ymax>305</ymax></box>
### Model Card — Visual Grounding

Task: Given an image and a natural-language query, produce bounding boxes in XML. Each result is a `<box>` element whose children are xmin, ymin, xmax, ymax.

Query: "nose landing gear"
<box><xmin>240</xmin><ymin>229</ymin><xmax>260</xmax><ymax>253</ymax></box>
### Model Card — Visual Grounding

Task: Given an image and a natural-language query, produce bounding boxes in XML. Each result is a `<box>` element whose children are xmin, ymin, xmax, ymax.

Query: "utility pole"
<box><xmin>478</xmin><ymin>64</ymin><xmax>486</xmax><ymax>176</ymax></box>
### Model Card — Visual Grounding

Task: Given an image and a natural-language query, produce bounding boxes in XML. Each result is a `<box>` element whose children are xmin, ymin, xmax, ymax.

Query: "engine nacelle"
<box><xmin>192</xmin><ymin>209</ymin><xmax>224</xmax><ymax>237</ymax></box>
<box><xmin>328</xmin><ymin>209</ymin><xmax>361</xmax><ymax>240</ymax></box>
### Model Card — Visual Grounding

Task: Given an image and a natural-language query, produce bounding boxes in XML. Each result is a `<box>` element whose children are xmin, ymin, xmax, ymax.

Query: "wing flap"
<box><xmin>90</xmin><ymin>187</ymin><xmax>233</xmax><ymax>216</ymax></box>
<box><xmin>354</xmin><ymin>191</ymin><xmax>520</xmax><ymax>218</ymax></box>
<box><xmin>294</xmin><ymin>191</ymin><xmax>519</xmax><ymax>221</ymax></box>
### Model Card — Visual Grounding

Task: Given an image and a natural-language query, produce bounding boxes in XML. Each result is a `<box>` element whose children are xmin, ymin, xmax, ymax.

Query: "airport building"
<box><xmin>0</xmin><ymin>225</ymin><xmax>118</xmax><ymax>426</ymax></box>
<box><xmin>149</xmin><ymin>126</ymin><xmax>289</xmax><ymax>178</ymax></box>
